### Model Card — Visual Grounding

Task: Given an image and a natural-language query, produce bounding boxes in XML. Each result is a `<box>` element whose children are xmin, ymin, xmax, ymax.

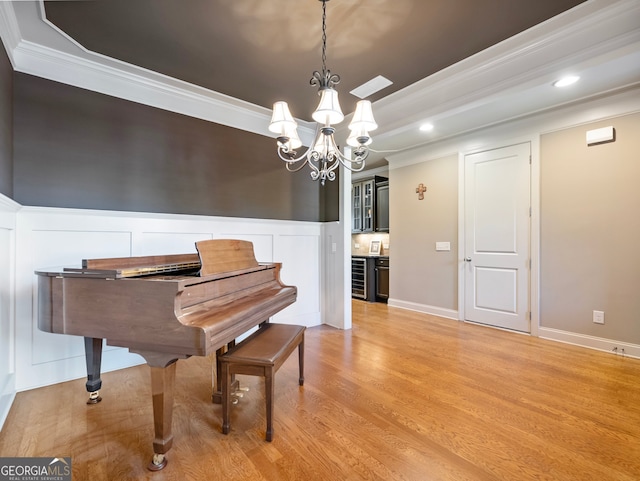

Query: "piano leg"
<box><xmin>130</xmin><ymin>351</ymin><xmax>187</xmax><ymax>471</ymax></box>
<box><xmin>84</xmin><ymin>337</ymin><xmax>103</xmax><ymax>404</ymax></box>
<box><xmin>147</xmin><ymin>360</ymin><xmax>177</xmax><ymax>471</ymax></box>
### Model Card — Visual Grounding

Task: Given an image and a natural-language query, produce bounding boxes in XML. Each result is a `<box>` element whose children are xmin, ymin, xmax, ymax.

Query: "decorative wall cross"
<box><xmin>416</xmin><ymin>183</ymin><xmax>427</xmax><ymax>200</ymax></box>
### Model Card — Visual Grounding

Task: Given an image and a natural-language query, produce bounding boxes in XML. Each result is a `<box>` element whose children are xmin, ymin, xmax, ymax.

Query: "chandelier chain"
<box><xmin>321</xmin><ymin>0</ymin><xmax>327</xmax><ymax>76</ymax></box>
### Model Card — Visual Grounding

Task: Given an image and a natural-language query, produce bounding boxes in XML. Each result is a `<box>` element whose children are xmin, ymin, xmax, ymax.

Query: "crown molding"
<box><xmin>386</xmin><ymin>86</ymin><xmax>640</xmax><ymax>170</ymax></box>
<box><xmin>370</xmin><ymin>0</ymin><xmax>640</xmax><ymax>139</ymax></box>
<box><xmin>2</xmin><ymin>0</ymin><xmax>638</xmax><ymax>154</ymax></box>
<box><xmin>11</xmin><ymin>39</ymin><xmax>316</xmax><ymax>144</ymax></box>
<box><xmin>2</xmin><ymin>1</ymin><xmax>316</xmax><ymax>145</ymax></box>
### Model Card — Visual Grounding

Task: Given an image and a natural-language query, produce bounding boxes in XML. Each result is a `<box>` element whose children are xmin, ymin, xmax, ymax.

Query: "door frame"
<box><xmin>457</xmin><ymin>136</ymin><xmax>540</xmax><ymax>337</ymax></box>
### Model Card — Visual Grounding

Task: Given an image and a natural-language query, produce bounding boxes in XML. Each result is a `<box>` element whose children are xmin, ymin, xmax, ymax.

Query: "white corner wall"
<box><xmin>0</xmin><ymin>195</ymin><xmax>18</xmax><ymax>431</ymax></box>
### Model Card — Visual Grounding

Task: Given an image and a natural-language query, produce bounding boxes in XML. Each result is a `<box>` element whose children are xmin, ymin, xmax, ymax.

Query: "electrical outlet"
<box><xmin>593</xmin><ymin>310</ymin><xmax>605</xmax><ymax>324</ymax></box>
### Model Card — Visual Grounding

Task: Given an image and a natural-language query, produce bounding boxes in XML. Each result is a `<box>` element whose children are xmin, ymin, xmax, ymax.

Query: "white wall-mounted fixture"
<box><xmin>586</xmin><ymin>126</ymin><xmax>615</xmax><ymax>145</ymax></box>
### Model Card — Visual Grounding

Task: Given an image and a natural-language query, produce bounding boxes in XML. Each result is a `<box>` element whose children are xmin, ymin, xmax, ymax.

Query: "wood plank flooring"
<box><xmin>1</xmin><ymin>300</ymin><xmax>639</xmax><ymax>480</ymax></box>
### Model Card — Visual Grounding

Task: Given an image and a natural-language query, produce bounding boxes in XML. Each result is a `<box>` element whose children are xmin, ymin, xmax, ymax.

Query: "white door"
<box><xmin>464</xmin><ymin>143</ymin><xmax>530</xmax><ymax>332</ymax></box>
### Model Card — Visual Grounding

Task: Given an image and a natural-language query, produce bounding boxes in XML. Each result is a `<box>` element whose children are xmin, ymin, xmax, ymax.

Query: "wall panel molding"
<box><xmin>14</xmin><ymin>207</ymin><xmax>323</xmax><ymax>393</ymax></box>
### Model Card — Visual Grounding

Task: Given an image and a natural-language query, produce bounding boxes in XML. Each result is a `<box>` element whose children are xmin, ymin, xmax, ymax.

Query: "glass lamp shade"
<box><xmin>348</xmin><ymin>100</ymin><xmax>377</xmax><ymax>132</ymax></box>
<box><xmin>312</xmin><ymin>88</ymin><xmax>344</xmax><ymax>125</ymax></box>
<box><xmin>347</xmin><ymin>128</ymin><xmax>372</xmax><ymax>147</ymax></box>
<box><xmin>269</xmin><ymin>101</ymin><xmax>297</xmax><ymax>135</ymax></box>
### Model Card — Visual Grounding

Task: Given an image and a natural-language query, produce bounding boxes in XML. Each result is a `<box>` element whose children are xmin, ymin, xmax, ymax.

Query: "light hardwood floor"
<box><xmin>1</xmin><ymin>300</ymin><xmax>639</xmax><ymax>481</ymax></box>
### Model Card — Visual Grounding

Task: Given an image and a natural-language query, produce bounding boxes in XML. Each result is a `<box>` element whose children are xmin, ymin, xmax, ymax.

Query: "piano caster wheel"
<box><xmin>86</xmin><ymin>391</ymin><xmax>102</xmax><ymax>404</ymax></box>
<box><xmin>147</xmin><ymin>453</ymin><xmax>167</xmax><ymax>471</ymax></box>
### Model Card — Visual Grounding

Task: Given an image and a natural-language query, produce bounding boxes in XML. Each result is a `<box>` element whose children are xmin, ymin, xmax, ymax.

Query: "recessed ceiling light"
<box><xmin>553</xmin><ymin>76</ymin><xmax>580</xmax><ymax>87</ymax></box>
<box><xmin>419</xmin><ymin>123</ymin><xmax>434</xmax><ymax>132</ymax></box>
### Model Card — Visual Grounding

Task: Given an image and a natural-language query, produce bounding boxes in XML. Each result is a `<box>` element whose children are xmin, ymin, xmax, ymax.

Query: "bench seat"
<box><xmin>219</xmin><ymin>322</ymin><xmax>305</xmax><ymax>441</ymax></box>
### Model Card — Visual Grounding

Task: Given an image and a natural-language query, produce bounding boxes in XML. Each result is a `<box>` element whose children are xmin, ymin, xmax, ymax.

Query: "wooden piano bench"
<box><xmin>219</xmin><ymin>322</ymin><xmax>305</xmax><ymax>442</ymax></box>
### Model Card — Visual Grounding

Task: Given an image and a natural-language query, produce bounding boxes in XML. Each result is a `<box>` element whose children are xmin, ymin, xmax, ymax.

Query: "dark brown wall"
<box><xmin>0</xmin><ymin>45</ymin><xmax>12</xmax><ymax>197</ymax></box>
<box><xmin>13</xmin><ymin>73</ymin><xmax>338</xmax><ymax>222</ymax></box>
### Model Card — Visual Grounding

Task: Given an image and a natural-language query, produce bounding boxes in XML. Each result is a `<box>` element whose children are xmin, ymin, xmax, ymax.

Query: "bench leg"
<box><xmin>265</xmin><ymin>369</ymin><xmax>274</xmax><ymax>442</ymax></box>
<box><xmin>298</xmin><ymin>337</ymin><xmax>305</xmax><ymax>386</ymax></box>
<box><xmin>221</xmin><ymin>362</ymin><xmax>231</xmax><ymax>435</ymax></box>
<box><xmin>213</xmin><ymin>344</ymin><xmax>240</xmax><ymax>404</ymax></box>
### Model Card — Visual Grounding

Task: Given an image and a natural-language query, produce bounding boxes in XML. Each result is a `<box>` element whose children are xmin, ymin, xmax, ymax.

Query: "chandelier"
<box><xmin>268</xmin><ymin>0</ymin><xmax>378</xmax><ymax>185</ymax></box>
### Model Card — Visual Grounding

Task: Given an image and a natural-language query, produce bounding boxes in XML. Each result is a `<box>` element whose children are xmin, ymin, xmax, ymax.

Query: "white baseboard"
<box><xmin>539</xmin><ymin>327</ymin><xmax>640</xmax><ymax>359</ymax></box>
<box><xmin>387</xmin><ymin>298</ymin><xmax>640</xmax><ymax>360</ymax></box>
<box><xmin>387</xmin><ymin>298</ymin><xmax>459</xmax><ymax>320</ymax></box>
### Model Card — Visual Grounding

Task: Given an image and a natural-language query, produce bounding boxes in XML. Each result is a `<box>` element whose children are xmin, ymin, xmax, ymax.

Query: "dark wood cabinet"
<box><xmin>351</xmin><ymin>179</ymin><xmax>375</xmax><ymax>233</ymax></box>
<box><xmin>352</xmin><ymin>256</ymin><xmax>389</xmax><ymax>302</ymax></box>
<box><xmin>375</xmin><ymin>257</ymin><xmax>389</xmax><ymax>302</ymax></box>
<box><xmin>352</xmin><ymin>176</ymin><xmax>389</xmax><ymax>233</ymax></box>
<box><xmin>375</xmin><ymin>181</ymin><xmax>389</xmax><ymax>232</ymax></box>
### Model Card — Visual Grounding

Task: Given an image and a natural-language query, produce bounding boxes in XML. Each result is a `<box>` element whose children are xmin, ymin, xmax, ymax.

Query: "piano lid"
<box><xmin>43</xmin><ymin>239</ymin><xmax>264</xmax><ymax>279</ymax></box>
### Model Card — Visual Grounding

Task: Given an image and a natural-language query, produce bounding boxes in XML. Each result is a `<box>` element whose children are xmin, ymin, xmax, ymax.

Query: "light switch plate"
<box><xmin>593</xmin><ymin>310</ymin><xmax>605</xmax><ymax>324</ymax></box>
<box><xmin>436</xmin><ymin>242</ymin><xmax>451</xmax><ymax>251</ymax></box>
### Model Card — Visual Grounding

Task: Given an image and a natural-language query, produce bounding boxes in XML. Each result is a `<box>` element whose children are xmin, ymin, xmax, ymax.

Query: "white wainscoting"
<box><xmin>0</xmin><ymin>195</ymin><xmax>18</xmax><ymax>430</ymax></box>
<box><xmin>14</xmin><ymin>207</ymin><xmax>325</xmax><ymax>393</ymax></box>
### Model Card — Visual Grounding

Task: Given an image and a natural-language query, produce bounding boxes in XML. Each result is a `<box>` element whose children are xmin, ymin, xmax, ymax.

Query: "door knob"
<box><xmin>464</xmin><ymin>257</ymin><xmax>472</xmax><ymax>262</ymax></box>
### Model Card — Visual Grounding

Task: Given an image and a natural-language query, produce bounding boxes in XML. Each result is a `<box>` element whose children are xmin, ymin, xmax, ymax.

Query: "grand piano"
<box><xmin>35</xmin><ymin>239</ymin><xmax>297</xmax><ymax>470</ymax></box>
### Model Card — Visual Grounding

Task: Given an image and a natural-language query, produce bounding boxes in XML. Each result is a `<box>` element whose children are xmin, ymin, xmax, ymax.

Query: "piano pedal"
<box><xmin>86</xmin><ymin>391</ymin><xmax>102</xmax><ymax>404</ymax></box>
<box><xmin>231</xmin><ymin>385</ymin><xmax>249</xmax><ymax>404</ymax></box>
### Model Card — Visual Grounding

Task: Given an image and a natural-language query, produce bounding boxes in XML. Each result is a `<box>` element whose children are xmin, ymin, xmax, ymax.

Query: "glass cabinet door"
<box><xmin>352</xmin><ymin>182</ymin><xmax>362</xmax><ymax>232</ymax></box>
<box><xmin>362</xmin><ymin>179</ymin><xmax>375</xmax><ymax>232</ymax></box>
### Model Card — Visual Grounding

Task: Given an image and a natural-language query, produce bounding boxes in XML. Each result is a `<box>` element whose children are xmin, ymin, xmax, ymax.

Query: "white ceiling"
<box><xmin>1</xmin><ymin>0</ymin><xmax>639</xmax><ymax>170</ymax></box>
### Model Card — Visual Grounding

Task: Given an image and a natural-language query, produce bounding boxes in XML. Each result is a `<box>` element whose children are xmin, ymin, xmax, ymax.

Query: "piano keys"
<box><xmin>35</xmin><ymin>239</ymin><xmax>297</xmax><ymax>470</ymax></box>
